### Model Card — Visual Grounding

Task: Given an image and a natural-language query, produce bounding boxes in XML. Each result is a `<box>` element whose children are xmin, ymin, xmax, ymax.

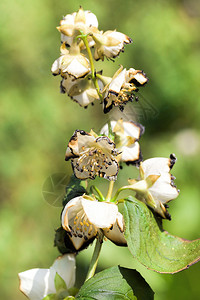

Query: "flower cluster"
<box><xmin>51</xmin><ymin>7</ymin><xmax>148</xmax><ymax>111</ymax></box>
<box><xmin>19</xmin><ymin>7</ymin><xmax>185</xmax><ymax>300</ymax></box>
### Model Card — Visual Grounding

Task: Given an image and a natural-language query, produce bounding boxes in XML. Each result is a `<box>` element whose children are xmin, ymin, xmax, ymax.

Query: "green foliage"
<box><xmin>124</xmin><ymin>197</ymin><xmax>200</xmax><ymax>273</ymax></box>
<box><xmin>42</xmin><ymin>294</ymin><xmax>56</xmax><ymax>300</ymax></box>
<box><xmin>63</xmin><ymin>175</ymin><xmax>87</xmax><ymax>206</ymax></box>
<box><xmin>77</xmin><ymin>266</ymin><xmax>153</xmax><ymax>299</ymax></box>
<box><xmin>54</xmin><ymin>272</ymin><xmax>67</xmax><ymax>292</ymax></box>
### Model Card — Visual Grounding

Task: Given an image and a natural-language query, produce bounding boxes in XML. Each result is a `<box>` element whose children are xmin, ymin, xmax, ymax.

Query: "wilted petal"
<box><xmin>59</xmin><ymin>8</ymin><xmax>98</xmax><ymax>46</ymax></box>
<box><xmin>133</xmin><ymin>154</ymin><xmax>180</xmax><ymax>219</ymax></box>
<box><xmin>93</xmin><ymin>30</ymin><xmax>132</xmax><ymax>61</ymax></box>
<box><xmin>61</xmin><ymin>77</ymin><xmax>104</xmax><ymax>107</ymax></box>
<box><xmin>126</xmin><ymin>68</ymin><xmax>148</xmax><ymax>87</ymax></box>
<box><xmin>65</xmin><ymin>130</ymin><xmax>95</xmax><ymax>159</ymax></box>
<box><xmin>121</xmin><ymin>142</ymin><xmax>141</xmax><ymax>163</ymax></box>
<box><xmin>82</xmin><ymin>199</ymin><xmax>118</xmax><ymax>228</ymax></box>
<box><xmin>62</xmin><ymin>56</ymin><xmax>90</xmax><ymax>78</ymax></box>
<box><xmin>62</xmin><ymin>197</ymin><xmax>98</xmax><ymax>250</ymax></box>
<box><xmin>103</xmin><ymin>67</ymin><xmax>148</xmax><ymax>113</ymax></box>
<box><xmin>100</xmin><ymin>119</ymin><xmax>144</xmax><ymax>164</ymax></box>
<box><xmin>51</xmin><ymin>57</ymin><xmax>63</xmax><ymax>76</ymax></box>
<box><xmin>103</xmin><ymin>212</ymin><xmax>127</xmax><ymax>246</ymax></box>
<box><xmin>65</xmin><ymin>130</ymin><xmax>119</xmax><ymax>180</ymax></box>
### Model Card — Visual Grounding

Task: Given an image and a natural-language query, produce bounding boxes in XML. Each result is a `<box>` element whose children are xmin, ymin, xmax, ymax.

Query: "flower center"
<box><xmin>75</xmin><ymin>147</ymin><xmax>113</xmax><ymax>177</ymax></box>
<box><xmin>70</xmin><ymin>210</ymin><xmax>97</xmax><ymax>240</ymax></box>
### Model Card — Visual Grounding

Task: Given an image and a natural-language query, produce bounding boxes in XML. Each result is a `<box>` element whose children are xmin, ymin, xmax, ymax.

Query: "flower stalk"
<box><xmin>85</xmin><ymin>230</ymin><xmax>104</xmax><ymax>281</ymax></box>
<box><xmin>79</xmin><ymin>32</ymin><xmax>103</xmax><ymax>101</ymax></box>
<box><xmin>105</xmin><ymin>180</ymin><xmax>115</xmax><ymax>201</ymax></box>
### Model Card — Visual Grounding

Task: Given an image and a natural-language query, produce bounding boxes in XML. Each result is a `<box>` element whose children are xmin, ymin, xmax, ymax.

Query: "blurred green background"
<box><xmin>1</xmin><ymin>0</ymin><xmax>200</xmax><ymax>299</ymax></box>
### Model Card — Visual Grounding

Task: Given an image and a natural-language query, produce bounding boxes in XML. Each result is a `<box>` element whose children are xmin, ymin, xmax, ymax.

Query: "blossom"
<box><xmin>128</xmin><ymin>154</ymin><xmax>179</xmax><ymax>219</ymax></box>
<box><xmin>93</xmin><ymin>30</ymin><xmax>132</xmax><ymax>61</ymax></box>
<box><xmin>100</xmin><ymin>119</ymin><xmax>144</xmax><ymax>165</ymax></box>
<box><xmin>51</xmin><ymin>43</ymin><xmax>90</xmax><ymax>79</ymax></box>
<box><xmin>18</xmin><ymin>254</ymin><xmax>76</xmax><ymax>300</ymax></box>
<box><xmin>62</xmin><ymin>196</ymin><xmax>127</xmax><ymax>250</ymax></box>
<box><xmin>57</xmin><ymin>7</ymin><xmax>98</xmax><ymax>47</ymax></box>
<box><xmin>60</xmin><ymin>77</ymin><xmax>104</xmax><ymax>107</ymax></box>
<box><xmin>103</xmin><ymin>66</ymin><xmax>148</xmax><ymax>113</ymax></box>
<box><xmin>65</xmin><ymin>130</ymin><xmax>119</xmax><ymax>180</ymax></box>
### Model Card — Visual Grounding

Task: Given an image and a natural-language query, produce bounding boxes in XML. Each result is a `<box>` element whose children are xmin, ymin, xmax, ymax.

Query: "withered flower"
<box><xmin>128</xmin><ymin>154</ymin><xmax>179</xmax><ymax>219</ymax></box>
<box><xmin>100</xmin><ymin>119</ymin><xmax>144</xmax><ymax>164</ymax></box>
<box><xmin>62</xmin><ymin>196</ymin><xmax>127</xmax><ymax>250</ymax></box>
<box><xmin>103</xmin><ymin>66</ymin><xmax>148</xmax><ymax>113</ymax></box>
<box><xmin>93</xmin><ymin>30</ymin><xmax>132</xmax><ymax>61</ymax></box>
<box><xmin>65</xmin><ymin>130</ymin><xmax>119</xmax><ymax>180</ymax></box>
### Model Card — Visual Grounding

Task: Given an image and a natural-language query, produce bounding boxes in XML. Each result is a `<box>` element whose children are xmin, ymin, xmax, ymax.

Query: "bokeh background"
<box><xmin>1</xmin><ymin>0</ymin><xmax>200</xmax><ymax>299</ymax></box>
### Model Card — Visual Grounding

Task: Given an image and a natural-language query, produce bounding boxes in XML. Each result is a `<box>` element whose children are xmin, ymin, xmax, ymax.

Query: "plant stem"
<box><xmin>111</xmin><ymin>186</ymin><xmax>131</xmax><ymax>202</ymax></box>
<box><xmin>85</xmin><ymin>231</ymin><xmax>104</xmax><ymax>281</ymax></box>
<box><xmin>90</xmin><ymin>185</ymin><xmax>105</xmax><ymax>201</ymax></box>
<box><xmin>105</xmin><ymin>180</ymin><xmax>115</xmax><ymax>201</ymax></box>
<box><xmin>81</xmin><ymin>34</ymin><xmax>103</xmax><ymax>101</ymax></box>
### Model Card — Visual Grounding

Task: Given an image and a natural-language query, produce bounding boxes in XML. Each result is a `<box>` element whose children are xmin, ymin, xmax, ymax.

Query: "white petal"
<box><xmin>73</xmin><ymin>89</ymin><xmax>97</xmax><ymax>106</ymax></box>
<box><xmin>50</xmin><ymin>254</ymin><xmax>76</xmax><ymax>289</ymax></box>
<box><xmin>61</xmin><ymin>13</ymin><xmax>75</xmax><ymax>26</ymax></box>
<box><xmin>108</xmin><ymin>69</ymin><xmax>126</xmax><ymax>94</ymax></box>
<box><xmin>85</xmin><ymin>11</ymin><xmax>98</xmax><ymax>28</ymax></box>
<box><xmin>141</xmin><ymin>157</ymin><xmax>171</xmax><ymax>178</ymax></box>
<box><xmin>103</xmin><ymin>43</ymin><xmax>124</xmax><ymax>58</ymax></box>
<box><xmin>81</xmin><ymin>199</ymin><xmax>118</xmax><ymax>228</ymax></box>
<box><xmin>103</xmin><ymin>212</ymin><xmax>127</xmax><ymax>246</ymax></box>
<box><xmin>108</xmin><ymin>31</ymin><xmax>131</xmax><ymax>44</ymax></box>
<box><xmin>19</xmin><ymin>268</ymin><xmax>55</xmax><ymax>300</ymax></box>
<box><xmin>62</xmin><ymin>58</ymin><xmax>90</xmax><ymax>78</ymax></box>
<box><xmin>62</xmin><ymin>197</ymin><xmax>83</xmax><ymax>230</ymax></box>
<box><xmin>51</xmin><ymin>57</ymin><xmax>63</xmax><ymax>75</ymax></box>
<box><xmin>121</xmin><ymin>142</ymin><xmax>140</xmax><ymax>162</ymax></box>
<box><xmin>122</xmin><ymin>121</ymin><xmax>143</xmax><ymax>139</ymax></box>
<box><xmin>149</xmin><ymin>179</ymin><xmax>179</xmax><ymax>203</ymax></box>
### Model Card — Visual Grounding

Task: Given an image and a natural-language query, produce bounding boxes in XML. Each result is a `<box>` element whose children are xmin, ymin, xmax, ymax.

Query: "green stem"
<box><xmin>80</xmin><ymin>34</ymin><xmax>103</xmax><ymax>101</ymax></box>
<box><xmin>85</xmin><ymin>231</ymin><xmax>104</xmax><ymax>281</ymax></box>
<box><xmin>90</xmin><ymin>185</ymin><xmax>105</xmax><ymax>201</ymax></box>
<box><xmin>111</xmin><ymin>186</ymin><xmax>132</xmax><ymax>202</ymax></box>
<box><xmin>105</xmin><ymin>180</ymin><xmax>115</xmax><ymax>201</ymax></box>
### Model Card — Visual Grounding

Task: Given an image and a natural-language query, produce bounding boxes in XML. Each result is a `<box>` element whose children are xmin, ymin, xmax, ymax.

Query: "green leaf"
<box><xmin>54</xmin><ymin>272</ymin><xmax>67</xmax><ymax>292</ymax></box>
<box><xmin>124</xmin><ymin>196</ymin><xmax>200</xmax><ymax>273</ymax></box>
<box><xmin>63</xmin><ymin>175</ymin><xmax>86</xmax><ymax>206</ymax></box>
<box><xmin>119</xmin><ymin>267</ymin><xmax>154</xmax><ymax>300</ymax></box>
<box><xmin>42</xmin><ymin>294</ymin><xmax>56</xmax><ymax>300</ymax></box>
<box><xmin>76</xmin><ymin>266</ymin><xmax>137</xmax><ymax>300</ymax></box>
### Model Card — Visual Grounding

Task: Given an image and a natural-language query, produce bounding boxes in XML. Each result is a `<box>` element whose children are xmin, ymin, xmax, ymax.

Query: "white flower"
<box><xmin>62</xmin><ymin>196</ymin><xmax>127</xmax><ymax>250</ymax></box>
<box><xmin>93</xmin><ymin>30</ymin><xmax>132</xmax><ymax>61</ymax></box>
<box><xmin>58</xmin><ymin>7</ymin><xmax>98</xmax><ymax>47</ymax></box>
<box><xmin>65</xmin><ymin>130</ymin><xmax>119</xmax><ymax>180</ymax></box>
<box><xmin>103</xmin><ymin>66</ymin><xmax>148</xmax><ymax>113</ymax></box>
<box><xmin>128</xmin><ymin>154</ymin><xmax>180</xmax><ymax>219</ymax></box>
<box><xmin>60</xmin><ymin>77</ymin><xmax>104</xmax><ymax>107</ymax></box>
<box><xmin>100</xmin><ymin>119</ymin><xmax>144</xmax><ymax>164</ymax></box>
<box><xmin>18</xmin><ymin>254</ymin><xmax>76</xmax><ymax>300</ymax></box>
<box><xmin>51</xmin><ymin>43</ymin><xmax>90</xmax><ymax>79</ymax></box>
